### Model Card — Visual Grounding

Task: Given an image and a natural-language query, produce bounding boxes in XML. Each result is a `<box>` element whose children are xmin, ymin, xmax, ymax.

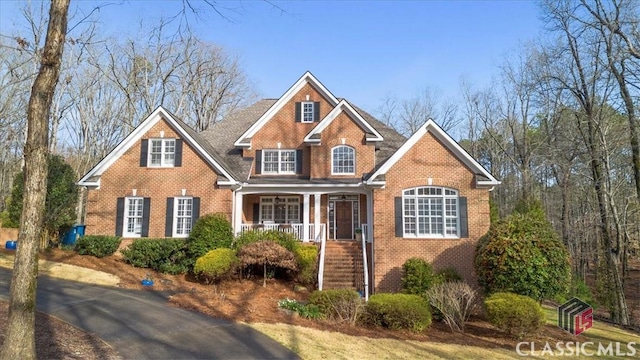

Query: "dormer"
<box><xmin>303</xmin><ymin>100</ymin><xmax>383</xmax><ymax>146</ymax></box>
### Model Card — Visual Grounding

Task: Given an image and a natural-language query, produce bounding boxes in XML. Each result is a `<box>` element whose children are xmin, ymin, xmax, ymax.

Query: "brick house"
<box><xmin>78</xmin><ymin>72</ymin><xmax>499</xmax><ymax>294</ymax></box>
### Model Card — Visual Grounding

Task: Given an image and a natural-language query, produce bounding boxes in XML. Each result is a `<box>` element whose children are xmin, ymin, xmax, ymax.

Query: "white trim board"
<box><xmin>304</xmin><ymin>100</ymin><xmax>383</xmax><ymax>143</ymax></box>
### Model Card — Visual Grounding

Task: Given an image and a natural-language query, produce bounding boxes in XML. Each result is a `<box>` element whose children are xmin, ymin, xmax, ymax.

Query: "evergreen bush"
<box><xmin>121</xmin><ymin>238</ymin><xmax>190</xmax><ymax>274</ymax></box>
<box><xmin>75</xmin><ymin>235</ymin><xmax>121</xmax><ymax>258</ymax></box>
<box><xmin>360</xmin><ymin>293</ymin><xmax>431</xmax><ymax>332</ymax></box>
<box><xmin>485</xmin><ymin>292</ymin><xmax>545</xmax><ymax>339</ymax></box>
<box><xmin>294</xmin><ymin>245</ymin><xmax>318</xmax><ymax>285</ymax></box>
<box><xmin>194</xmin><ymin>248</ymin><xmax>238</xmax><ymax>283</ymax></box>
<box><xmin>187</xmin><ymin>213</ymin><xmax>233</xmax><ymax>260</ymax></box>
<box><xmin>475</xmin><ymin>200</ymin><xmax>571</xmax><ymax>301</ymax></box>
<box><xmin>401</xmin><ymin>257</ymin><xmax>441</xmax><ymax>295</ymax></box>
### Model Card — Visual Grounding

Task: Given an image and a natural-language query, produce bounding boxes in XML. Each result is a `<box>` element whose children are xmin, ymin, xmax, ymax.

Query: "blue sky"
<box><xmin>0</xmin><ymin>0</ymin><xmax>543</xmax><ymax>114</ymax></box>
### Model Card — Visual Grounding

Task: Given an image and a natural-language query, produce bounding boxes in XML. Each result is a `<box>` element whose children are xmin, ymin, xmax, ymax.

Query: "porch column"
<box><xmin>302</xmin><ymin>193</ymin><xmax>310</xmax><ymax>242</ymax></box>
<box><xmin>234</xmin><ymin>191</ymin><xmax>243</xmax><ymax>235</ymax></box>
<box><xmin>314</xmin><ymin>194</ymin><xmax>321</xmax><ymax>241</ymax></box>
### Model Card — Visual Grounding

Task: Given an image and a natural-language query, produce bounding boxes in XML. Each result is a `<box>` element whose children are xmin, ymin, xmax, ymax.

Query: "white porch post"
<box><xmin>234</xmin><ymin>191</ymin><xmax>243</xmax><ymax>235</ymax></box>
<box><xmin>302</xmin><ymin>193</ymin><xmax>310</xmax><ymax>242</ymax></box>
<box><xmin>314</xmin><ymin>193</ymin><xmax>321</xmax><ymax>241</ymax></box>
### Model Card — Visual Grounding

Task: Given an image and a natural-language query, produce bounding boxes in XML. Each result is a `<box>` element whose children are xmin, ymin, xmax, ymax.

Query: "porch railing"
<box><xmin>239</xmin><ymin>223</ymin><xmax>326</xmax><ymax>242</ymax></box>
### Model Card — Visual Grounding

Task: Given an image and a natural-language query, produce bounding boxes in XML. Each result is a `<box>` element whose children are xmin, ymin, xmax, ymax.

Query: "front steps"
<box><xmin>322</xmin><ymin>241</ymin><xmax>365</xmax><ymax>292</ymax></box>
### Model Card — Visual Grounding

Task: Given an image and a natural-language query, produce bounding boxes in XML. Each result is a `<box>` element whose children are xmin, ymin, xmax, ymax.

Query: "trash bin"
<box><xmin>61</xmin><ymin>224</ymin><xmax>86</xmax><ymax>246</ymax></box>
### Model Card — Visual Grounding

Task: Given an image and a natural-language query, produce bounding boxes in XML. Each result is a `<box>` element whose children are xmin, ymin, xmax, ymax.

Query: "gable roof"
<box><xmin>303</xmin><ymin>100</ymin><xmax>384</xmax><ymax>143</ymax></box>
<box><xmin>78</xmin><ymin>106</ymin><xmax>238</xmax><ymax>187</ymax></box>
<box><xmin>234</xmin><ymin>71</ymin><xmax>340</xmax><ymax>147</ymax></box>
<box><xmin>366</xmin><ymin>119</ymin><xmax>501</xmax><ymax>187</ymax></box>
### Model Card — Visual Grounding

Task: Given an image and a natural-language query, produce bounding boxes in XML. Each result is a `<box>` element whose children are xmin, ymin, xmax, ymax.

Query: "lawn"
<box><xmin>250</xmin><ymin>306</ymin><xmax>640</xmax><ymax>359</ymax></box>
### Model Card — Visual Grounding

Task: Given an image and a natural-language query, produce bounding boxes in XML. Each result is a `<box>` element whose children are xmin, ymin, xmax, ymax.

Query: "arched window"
<box><xmin>332</xmin><ymin>145</ymin><xmax>355</xmax><ymax>174</ymax></box>
<box><xmin>402</xmin><ymin>186</ymin><xmax>459</xmax><ymax>237</ymax></box>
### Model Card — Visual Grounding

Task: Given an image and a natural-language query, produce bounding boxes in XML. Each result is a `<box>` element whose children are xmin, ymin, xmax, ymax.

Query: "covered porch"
<box><xmin>231</xmin><ymin>187</ymin><xmax>374</xmax><ymax>243</ymax></box>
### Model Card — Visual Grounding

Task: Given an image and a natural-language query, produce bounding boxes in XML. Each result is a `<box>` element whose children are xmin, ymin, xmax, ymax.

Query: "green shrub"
<box><xmin>121</xmin><ymin>238</ymin><xmax>190</xmax><ymax>274</ymax></box>
<box><xmin>294</xmin><ymin>245</ymin><xmax>318</xmax><ymax>285</ymax></box>
<box><xmin>187</xmin><ymin>213</ymin><xmax>234</xmax><ymax>260</ymax></box>
<box><xmin>437</xmin><ymin>267</ymin><xmax>463</xmax><ymax>283</ymax></box>
<box><xmin>75</xmin><ymin>235</ymin><xmax>121</xmax><ymax>258</ymax></box>
<box><xmin>361</xmin><ymin>293</ymin><xmax>431</xmax><ymax>332</ymax></box>
<box><xmin>278</xmin><ymin>298</ymin><xmax>322</xmax><ymax>319</ymax></box>
<box><xmin>194</xmin><ymin>248</ymin><xmax>238</xmax><ymax>283</ymax></box>
<box><xmin>556</xmin><ymin>278</ymin><xmax>597</xmax><ymax>309</ymax></box>
<box><xmin>308</xmin><ymin>289</ymin><xmax>363</xmax><ymax>323</ymax></box>
<box><xmin>401</xmin><ymin>258</ymin><xmax>441</xmax><ymax>295</ymax></box>
<box><xmin>485</xmin><ymin>292</ymin><xmax>545</xmax><ymax>339</ymax></box>
<box><xmin>234</xmin><ymin>229</ymin><xmax>300</xmax><ymax>252</ymax></box>
<box><xmin>475</xmin><ymin>200</ymin><xmax>571</xmax><ymax>301</ymax></box>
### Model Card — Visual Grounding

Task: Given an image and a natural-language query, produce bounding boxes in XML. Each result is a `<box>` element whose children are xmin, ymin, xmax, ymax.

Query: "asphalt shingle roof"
<box><xmin>195</xmin><ymin>99</ymin><xmax>406</xmax><ymax>182</ymax></box>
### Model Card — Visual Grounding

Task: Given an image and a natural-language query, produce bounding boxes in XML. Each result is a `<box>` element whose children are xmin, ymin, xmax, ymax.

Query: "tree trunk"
<box><xmin>263</xmin><ymin>263</ymin><xmax>267</xmax><ymax>288</ymax></box>
<box><xmin>0</xmin><ymin>1</ymin><xmax>69</xmax><ymax>359</ymax></box>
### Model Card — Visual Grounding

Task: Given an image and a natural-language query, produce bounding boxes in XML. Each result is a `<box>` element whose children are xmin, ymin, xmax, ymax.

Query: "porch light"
<box><xmin>341</xmin><ymin>195</ymin><xmax>346</xmax><ymax>200</ymax></box>
<box><xmin>274</xmin><ymin>196</ymin><xmax>283</xmax><ymax>204</ymax></box>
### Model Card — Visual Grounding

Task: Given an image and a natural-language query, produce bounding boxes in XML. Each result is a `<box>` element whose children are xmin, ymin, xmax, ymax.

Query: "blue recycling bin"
<box><xmin>61</xmin><ymin>224</ymin><xmax>86</xmax><ymax>246</ymax></box>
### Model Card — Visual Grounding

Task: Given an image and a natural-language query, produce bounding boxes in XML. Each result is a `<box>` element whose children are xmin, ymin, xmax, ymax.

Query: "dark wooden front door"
<box><xmin>335</xmin><ymin>201</ymin><xmax>353</xmax><ymax>239</ymax></box>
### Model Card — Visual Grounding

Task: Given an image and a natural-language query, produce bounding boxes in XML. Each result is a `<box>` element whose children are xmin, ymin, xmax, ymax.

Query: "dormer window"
<box><xmin>302</xmin><ymin>102</ymin><xmax>314</xmax><ymax>123</ymax></box>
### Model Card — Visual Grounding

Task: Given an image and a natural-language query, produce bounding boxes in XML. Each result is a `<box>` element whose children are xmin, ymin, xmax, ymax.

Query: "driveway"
<box><xmin>0</xmin><ymin>268</ymin><xmax>299</xmax><ymax>359</ymax></box>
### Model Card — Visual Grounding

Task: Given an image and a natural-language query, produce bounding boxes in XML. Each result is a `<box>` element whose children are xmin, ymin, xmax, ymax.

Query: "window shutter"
<box><xmin>140</xmin><ymin>139</ymin><xmax>149</xmax><ymax>167</ymax></box>
<box><xmin>141</xmin><ymin>197</ymin><xmax>151</xmax><ymax>237</ymax></box>
<box><xmin>314</xmin><ymin>102</ymin><xmax>320</xmax><ymax>122</ymax></box>
<box><xmin>459</xmin><ymin>197</ymin><xmax>468</xmax><ymax>238</ymax></box>
<box><xmin>191</xmin><ymin>197</ymin><xmax>201</xmax><ymax>229</ymax></box>
<box><xmin>299</xmin><ymin>200</ymin><xmax>304</xmax><ymax>223</ymax></box>
<box><xmin>255</xmin><ymin>150</ymin><xmax>262</xmax><ymax>174</ymax></box>
<box><xmin>394</xmin><ymin>197</ymin><xmax>403</xmax><ymax>237</ymax></box>
<box><xmin>296</xmin><ymin>150</ymin><xmax>303</xmax><ymax>174</ymax></box>
<box><xmin>174</xmin><ymin>139</ymin><xmax>183</xmax><ymax>167</ymax></box>
<box><xmin>253</xmin><ymin>203</ymin><xmax>260</xmax><ymax>223</ymax></box>
<box><xmin>115</xmin><ymin>197</ymin><xmax>125</xmax><ymax>236</ymax></box>
<box><xmin>295</xmin><ymin>102</ymin><xmax>301</xmax><ymax>122</ymax></box>
<box><xmin>165</xmin><ymin>198</ymin><xmax>174</xmax><ymax>237</ymax></box>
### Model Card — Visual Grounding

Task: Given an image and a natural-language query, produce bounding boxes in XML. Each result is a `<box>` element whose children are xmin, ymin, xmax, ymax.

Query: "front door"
<box><xmin>335</xmin><ymin>201</ymin><xmax>353</xmax><ymax>239</ymax></box>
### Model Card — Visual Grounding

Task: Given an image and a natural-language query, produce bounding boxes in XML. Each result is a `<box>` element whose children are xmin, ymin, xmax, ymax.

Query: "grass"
<box><xmin>250</xmin><ymin>306</ymin><xmax>640</xmax><ymax>360</ymax></box>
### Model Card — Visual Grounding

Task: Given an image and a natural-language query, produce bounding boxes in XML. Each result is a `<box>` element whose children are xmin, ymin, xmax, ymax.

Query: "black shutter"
<box><xmin>459</xmin><ymin>197</ymin><xmax>468</xmax><ymax>238</ymax></box>
<box><xmin>165</xmin><ymin>198</ymin><xmax>174</xmax><ymax>237</ymax></box>
<box><xmin>141</xmin><ymin>197</ymin><xmax>151</xmax><ymax>237</ymax></box>
<box><xmin>115</xmin><ymin>197</ymin><xmax>125</xmax><ymax>236</ymax></box>
<box><xmin>314</xmin><ymin>102</ymin><xmax>320</xmax><ymax>122</ymax></box>
<box><xmin>299</xmin><ymin>197</ymin><xmax>304</xmax><ymax>223</ymax></box>
<box><xmin>394</xmin><ymin>197</ymin><xmax>403</xmax><ymax>237</ymax></box>
<box><xmin>253</xmin><ymin>203</ymin><xmax>260</xmax><ymax>223</ymax></box>
<box><xmin>296</xmin><ymin>149</ymin><xmax>303</xmax><ymax>174</ymax></box>
<box><xmin>191</xmin><ymin>197</ymin><xmax>201</xmax><ymax>230</ymax></box>
<box><xmin>140</xmin><ymin>139</ymin><xmax>149</xmax><ymax>167</ymax></box>
<box><xmin>295</xmin><ymin>102</ymin><xmax>301</xmax><ymax>122</ymax></box>
<box><xmin>255</xmin><ymin>150</ymin><xmax>262</xmax><ymax>174</ymax></box>
<box><xmin>174</xmin><ymin>139</ymin><xmax>183</xmax><ymax>167</ymax></box>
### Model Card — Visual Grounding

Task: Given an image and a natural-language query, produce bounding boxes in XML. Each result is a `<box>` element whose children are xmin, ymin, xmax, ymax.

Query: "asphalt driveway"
<box><xmin>0</xmin><ymin>268</ymin><xmax>299</xmax><ymax>359</ymax></box>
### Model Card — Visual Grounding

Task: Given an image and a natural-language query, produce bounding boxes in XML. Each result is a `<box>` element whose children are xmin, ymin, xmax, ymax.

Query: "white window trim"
<box><xmin>262</xmin><ymin>149</ymin><xmax>297</xmax><ymax>175</ymax></box>
<box><xmin>259</xmin><ymin>196</ymin><xmax>300</xmax><ymax>223</ymax></box>
<box><xmin>331</xmin><ymin>145</ymin><xmax>356</xmax><ymax>175</ymax></box>
<box><xmin>123</xmin><ymin>197</ymin><xmax>144</xmax><ymax>238</ymax></box>
<box><xmin>173</xmin><ymin>197</ymin><xmax>193</xmax><ymax>238</ymax></box>
<box><xmin>301</xmin><ymin>101</ymin><xmax>315</xmax><ymax>123</ymax></box>
<box><xmin>148</xmin><ymin>138</ymin><xmax>176</xmax><ymax>168</ymax></box>
<box><xmin>402</xmin><ymin>186</ymin><xmax>459</xmax><ymax>239</ymax></box>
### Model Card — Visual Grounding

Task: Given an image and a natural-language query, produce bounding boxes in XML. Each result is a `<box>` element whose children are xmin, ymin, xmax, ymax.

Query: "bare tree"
<box><xmin>0</xmin><ymin>1</ymin><xmax>70</xmax><ymax>359</ymax></box>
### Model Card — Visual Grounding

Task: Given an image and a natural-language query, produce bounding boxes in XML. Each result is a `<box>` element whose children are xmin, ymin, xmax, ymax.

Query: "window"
<box><xmin>149</xmin><ymin>139</ymin><xmax>175</xmax><ymax>167</ymax></box>
<box><xmin>263</xmin><ymin>150</ymin><xmax>296</xmax><ymax>174</ymax></box>
<box><xmin>302</xmin><ymin>102</ymin><xmax>315</xmax><ymax>123</ymax></box>
<box><xmin>124</xmin><ymin>197</ymin><xmax>144</xmax><ymax>237</ymax></box>
<box><xmin>174</xmin><ymin>197</ymin><xmax>193</xmax><ymax>237</ymax></box>
<box><xmin>332</xmin><ymin>146</ymin><xmax>355</xmax><ymax>174</ymax></box>
<box><xmin>260</xmin><ymin>197</ymin><xmax>300</xmax><ymax>223</ymax></box>
<box><xmin>402</xmin><ymin>187</ymin><xmax>458</xmax><ymax>237</ymax></box>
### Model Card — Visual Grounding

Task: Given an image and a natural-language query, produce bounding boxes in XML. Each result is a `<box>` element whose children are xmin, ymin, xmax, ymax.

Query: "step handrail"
<box><xmin>318</xmin><ymin>229</ymin><xmax>327</xmax><ymax>290</ymax></box>
<box><xmin>361</xmin><ymin>227</ymin><xmax>369</xmax><ymax>301</ymax></box>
